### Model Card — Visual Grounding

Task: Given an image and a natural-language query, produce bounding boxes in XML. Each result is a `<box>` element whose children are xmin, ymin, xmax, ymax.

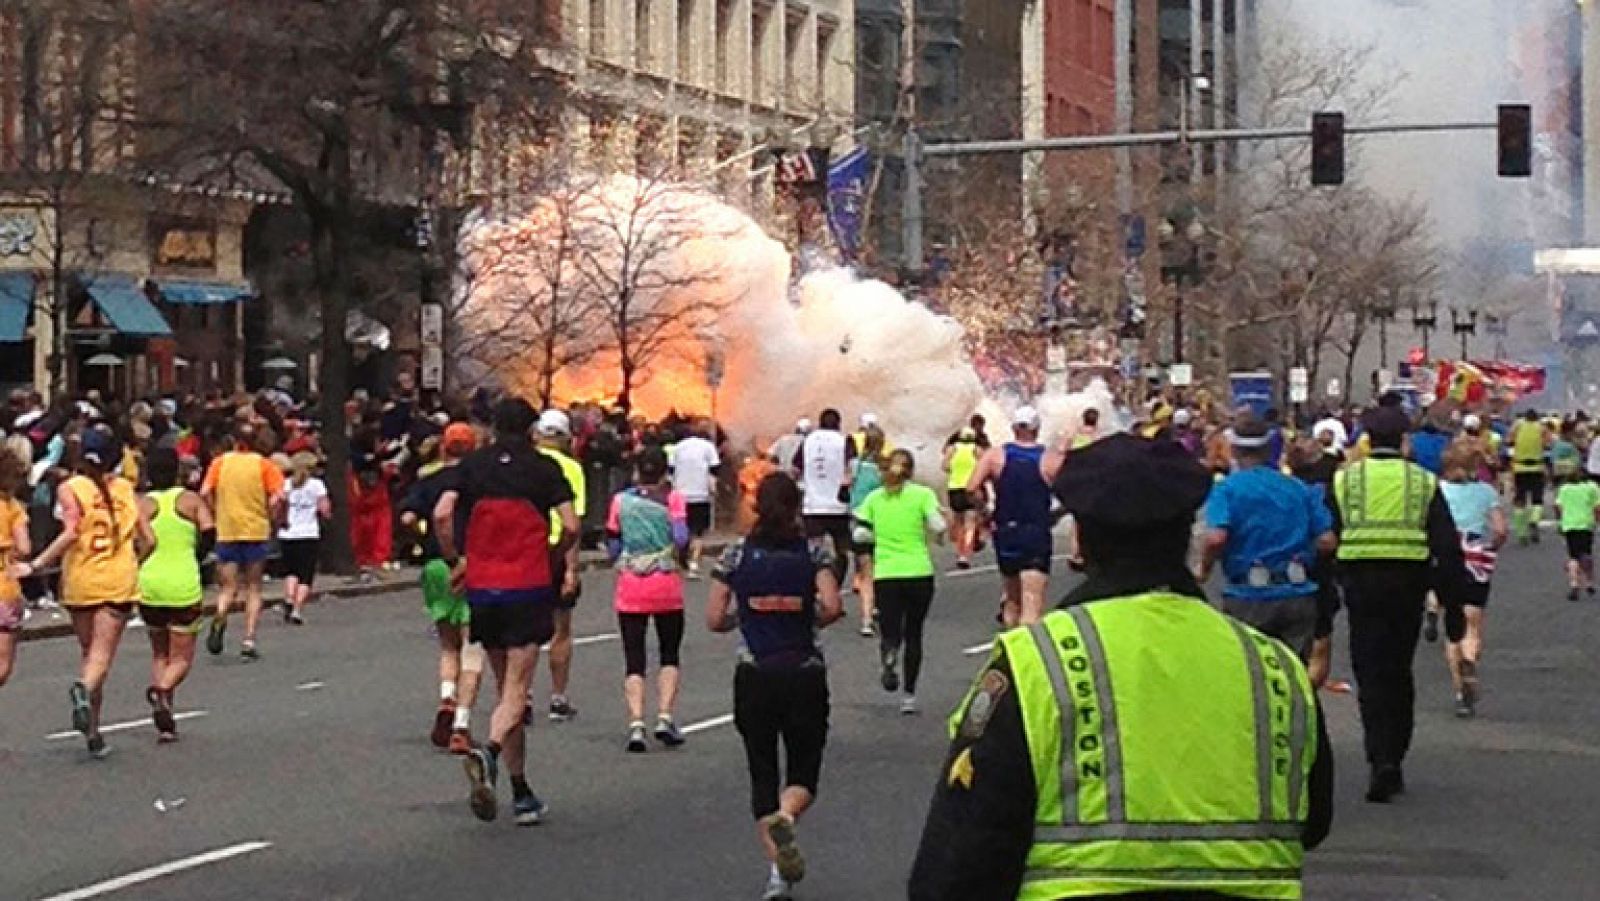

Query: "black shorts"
<box><xmin>468</xmin><ymin>601</ymin><xmax>555</xmax><ymax>650</ymax></box>
<box><xmin>1565</xmin><ymin>529</ymin><xmax>1594</xmax><ymax>561</ymax></box>
<box><xmin>548</xmin><ymin>554</ymin><xmax>582</xmax><ymax>611</ymax></box>
<box><xmin>1514</xmin><ymin>471</ymin><xmax>1546</xmax><ymax>506</ymax></box>
<box><xmin>687</xmin><ymin>502</ymin><xmax>713</xmax><ymax>537</ymax></box>
<box><xmin>948</xmin><ymin>489</ymin><xmax>975</xmax><ymax>514</ymax></box>
<box><xmin>997</xmin><ymin>552</ymin><xmax>1053</xmax><ymax>577</ymax></box>
<box><xmin>279</xmin><ymin>539</ymin><xmax>320</xmax><ymax>585</ymax></box>
<box><xmin>139</xmin><ymin>603</ymin><xmax>204</xmax><ymax>634</ymax></box>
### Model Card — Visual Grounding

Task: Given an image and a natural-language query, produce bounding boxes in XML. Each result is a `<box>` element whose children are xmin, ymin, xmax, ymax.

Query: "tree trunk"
<box><xmin>310</xmin><ymin>132</ymin><xmax>357</xmax><ymax>575</ymax></box>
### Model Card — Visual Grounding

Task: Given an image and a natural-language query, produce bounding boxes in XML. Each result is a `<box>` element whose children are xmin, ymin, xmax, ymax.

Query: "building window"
<box><xmin>677</xmin><ymin>0</ymin><xmax>696</xmax><ymax>85</ymax></box>
<box><xmin>752</xmin><ymin>2</ymin><xmax>774</xmax><ymax>106</ymax></box>
<box><xmin>637</xmin><ymin>115</ymin><xmax>666</xmax><ymax>172</ymax></box>
<box><xmin>715</xmin><ymin>0</ymin><xmax>733</xmax><ymax>92</ymax></box>
<box><xmin>784</xmin><ymin>5</ymin><xmax>806</xmax><ymax>108</ymax></box>
<box><xmin>636</xmin><ymin>0</ymin><xmax>653</xmax><ymax>72</ymax></box>
<box><xmin>815</xmin><ymin>18</ymin><xmax>835</xmax><ymax>111</ymax></box>
<box><xmin>590</xmin><ymin>0</ymin><xmax>607</xmax><ymax>58</ymax></box>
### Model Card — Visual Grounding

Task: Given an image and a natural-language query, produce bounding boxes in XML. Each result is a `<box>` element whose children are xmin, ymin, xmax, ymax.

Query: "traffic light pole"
<box><xmin>901</xmin><ymin>119</ymin><xmax>1500</xmax><ymax>270</ymax></box>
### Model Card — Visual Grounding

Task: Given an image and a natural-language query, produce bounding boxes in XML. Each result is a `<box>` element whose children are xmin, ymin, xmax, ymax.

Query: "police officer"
<box><xmin>1334</xmin><ymin>405</ymin><xmax>1467</xmax><ymax>803</ymax></box>
<box><xmin>911</xmin><ymin>434</ymin><xmax>1332</xmax><ymax>901</ymax></box>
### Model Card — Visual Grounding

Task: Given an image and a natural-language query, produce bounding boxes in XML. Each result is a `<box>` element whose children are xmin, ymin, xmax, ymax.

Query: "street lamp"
<box><xmin>1179</xmin><ymin>72</ymin><xmax>1212</xmax><ymax>185</ymax></box>
<box><xmin>1160</xmin><ymin>215</ymin><xmax>1205</xmax><ymax>365</ymax></box>
<box><xmin>1484</xmin><ymin>312</ymin><xmax>1508</xmax><ymax>358</ymax></box>
<box><xmin>1452</xmin><ymin>308</ymin><xmax>1479</xmax><ymax>359</ymax></box>
<box><xmin>1370</xmin><ymin>292</ymin><xmax>1398</xmax><ymax>369</ymax></box>
<box><xmin>1411</xmin><ymin>296</ymin><xmax>1439</xmax><ymax>360</ymax></box>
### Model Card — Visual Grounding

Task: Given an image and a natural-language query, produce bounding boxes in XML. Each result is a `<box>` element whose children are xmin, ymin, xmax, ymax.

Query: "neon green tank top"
<box><xmin>947</xmin><ymin>442</ymin><xmax>979</xmax><ymax>490</ymax></box>
<box><xmin>1511</xmin><ymin>422</ymin><xmax>1544</xmax><ymax>473</ymax></box>
<box><xmin>139</xmin><ymin>487</ymin><xmax>203</xmax><ymax>607</ymax></box>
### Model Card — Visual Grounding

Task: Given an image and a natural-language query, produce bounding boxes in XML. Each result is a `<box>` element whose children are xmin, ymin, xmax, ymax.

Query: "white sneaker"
<box><xmin>900</xmin><ymin>696</ymin><xmax>919</xmax><ymax>716</ymax></box>
<box><xmin>762</xmin><ymin>864</ymin><xmax>794</xmax><ymax>901</ymax></box>
<box><xmin>687</xmin><ymin>563</ymin><xmax>703</xmax><ymax>581</ymax></box>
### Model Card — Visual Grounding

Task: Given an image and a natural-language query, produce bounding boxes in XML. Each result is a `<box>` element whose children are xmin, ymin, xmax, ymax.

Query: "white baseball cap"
<box><xmin>537</xmin><ymin>409</ymin><xmax>571</xmax><ymax>437</ymax></box>
<box><xmin>1173</xmin><ymin>409</ymin><xmax>1193</xmax><ymax>427</ymax></box>
<box><xmin>796</xmin><ymin>418</ymin><xmax>813</xmax><ymax>433</ymax></box>
<box><xmin>860</xmin><ymin>413</ymin><xmax>879</xmax><ymax>428</ymax></box>
<box><xmin>1463</xmin><ymin>414</ymin><xmax>1482</xmax><ymax>430</ymax></box>
<box><xmin>1012</xmin><ymin>405</ymin><xmax>1041</xmax><ymax>430</ymax></box>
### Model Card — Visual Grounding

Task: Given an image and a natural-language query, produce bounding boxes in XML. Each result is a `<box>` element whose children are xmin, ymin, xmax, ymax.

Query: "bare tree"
<box><xmin>138</xmin><ymin>0</ymin><xmax>565</xmax><ymax>570</ymax></box>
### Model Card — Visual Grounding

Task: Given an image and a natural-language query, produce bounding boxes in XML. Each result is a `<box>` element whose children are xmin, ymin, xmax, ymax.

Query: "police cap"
<box><xmin>1053</xmin><ymin>433</ymin><xmax>1212</xmax><ymax>528</ymax></box>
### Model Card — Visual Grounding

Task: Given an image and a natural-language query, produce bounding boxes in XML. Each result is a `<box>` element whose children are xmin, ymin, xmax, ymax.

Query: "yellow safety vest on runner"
<box><xmin>975</xmin><ymin>594</ymin><xmax>1317</xmax><ymax>900</ymax></box>
<box><xmin>1511</xmin><ymin>421</ymin><xmax>1546</xmax><ymax>474</ymax></box>
<box><xmin>539</xmin><ymin>447</ymin><xmax>587</xmax><ymax>546</ymax></box>
<box><xmin>1333</xmin><ymin>456</ymin><xmax>1433</xmax><ymax>562</ymax></box>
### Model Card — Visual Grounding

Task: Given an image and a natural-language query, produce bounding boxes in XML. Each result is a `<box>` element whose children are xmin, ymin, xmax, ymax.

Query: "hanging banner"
<box><xmin>825</xmin><ymin>146</ymin><xmax>869</xmax><ymax>262</ymax></box>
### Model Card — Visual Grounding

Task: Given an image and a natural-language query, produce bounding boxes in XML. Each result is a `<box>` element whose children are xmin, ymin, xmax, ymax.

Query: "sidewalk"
<box><xmin>17</xmin><ymin>536</ymin><xmax>735</xmax><ymax>642</ymax></box>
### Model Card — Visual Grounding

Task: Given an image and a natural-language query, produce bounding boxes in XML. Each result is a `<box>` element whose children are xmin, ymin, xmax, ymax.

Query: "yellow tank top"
<box><xmin>947</xmin><ymin>442</ymin><xmax>979</xmax><ymax>490</ymax></box>
<box><xmin>0</xmin><ymin>498</ymin><xmax>25</xmax><ymax>603</ymax></box>
<box><xmin>62</xmin><ymin>475</ymin><xmax>141</xmax><ymax>606</ymax></box>
<box><xmin>1511</xmin><ymin>422</ymin><xmax>1545</xmax><ymax>473</ymax></box>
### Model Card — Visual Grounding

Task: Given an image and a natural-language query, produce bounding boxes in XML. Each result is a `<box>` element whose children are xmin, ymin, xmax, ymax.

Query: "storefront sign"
<box><xmin>150</xmin><ymin>217</ymin><xmax>216</xmax><ymax>270</ymax></box>
<box><xmin>0</xmin><ymin>211</ymin><xmax>38</xmax><ymax>257</ymax></box>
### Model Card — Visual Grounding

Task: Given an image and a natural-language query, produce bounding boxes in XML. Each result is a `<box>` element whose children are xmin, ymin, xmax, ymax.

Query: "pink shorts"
<box><xmin>0</xmin><ymin>600</ymin><xmax>22</xmax><ymax>634</ymax></box>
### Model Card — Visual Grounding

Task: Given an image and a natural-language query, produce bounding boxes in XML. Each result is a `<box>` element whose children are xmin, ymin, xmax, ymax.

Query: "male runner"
<box><xmin>669</xmin><ymin>418</ymin><xmax>721</xmax><ymax>579</ymax></box>
<box><xmin>435</xmin><ymin>399</ymin><xmax>578</xmax><ymax>826</ymax></box>
<box><xmin>796</xmin><ymin>409</ymin><xmax>855</xmax><ymax>585</ymax></box>
<box><xmin>967</xmin><ymin>406</ymin><xmax>1062</xmax><ymax>626</ymax></box>
<box><xmin>536</xmin><ymin>410</ymin><xmax>586</xmax><ymax>722</ymax></box>
<box><xmin>202</xmin><ymin>421</ymin><xmax>284</xmax><ymax>660</ymax></box>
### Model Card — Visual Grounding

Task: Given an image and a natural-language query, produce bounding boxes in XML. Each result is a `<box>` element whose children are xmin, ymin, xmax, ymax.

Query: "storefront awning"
<box><xmin>85</xmin><ymin>275</ymin><xmax>172</xmax><ymax>337</ymax></box>
<box><xmin>157</xmin><ymin>279</ymin><xmax>256</xmax><ymax>305</ymax></box>
<box><xmin>0</xmin><ymin>272</ymin><xmax>32</xmax><ymax>342</ymax></box>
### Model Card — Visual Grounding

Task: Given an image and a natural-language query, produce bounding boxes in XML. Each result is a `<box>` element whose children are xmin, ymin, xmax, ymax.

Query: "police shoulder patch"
<box><xmin>958</xmin><ymin>668</ymin><xmax>1011</xmax><ymax>740</ymax></box>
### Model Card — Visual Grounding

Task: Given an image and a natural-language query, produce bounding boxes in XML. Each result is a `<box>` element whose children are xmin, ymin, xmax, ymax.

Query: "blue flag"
<box><xmin>826</xmin><ymin>146</ymin><xmax>869</xmax><ymax>262</ymax></box>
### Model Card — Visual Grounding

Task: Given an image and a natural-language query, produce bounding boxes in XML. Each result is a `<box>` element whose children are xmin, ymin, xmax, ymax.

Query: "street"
<box><xmin>3</xmin><ymin>537</ymin><xmax>1599</xmax><ymax>901</ymax></box>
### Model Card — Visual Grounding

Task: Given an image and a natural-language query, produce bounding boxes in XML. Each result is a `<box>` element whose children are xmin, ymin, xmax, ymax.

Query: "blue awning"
<box><xmin>157</xmin><ymin>279</ymin><xmax>256</xmax><ymax>305</ymax></box>
<box><xmin>84</xmin><ymin>275</ymin><xmax>171</xmax><ymax>337</ymax></box>
<box><xmin>0</xmin><ymin>273</ymin><xmax>32</xmax><ymax>342</ymax></box>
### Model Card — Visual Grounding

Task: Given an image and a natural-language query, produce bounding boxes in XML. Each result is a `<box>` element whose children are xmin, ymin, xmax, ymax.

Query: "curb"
<box><xmin>17</xmin><ymin>540</ymin><xmax>732</xmax><ymax>644</ymax></box>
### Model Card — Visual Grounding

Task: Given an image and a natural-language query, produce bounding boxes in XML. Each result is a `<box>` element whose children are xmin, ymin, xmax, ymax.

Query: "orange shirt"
<box><xmin>61</xmin><ymin>475</ymin><xmax>141</xmax><ymax>606</ymax></box>
<box><xmin>203</xmin><ymin>451</ymin><xmax>285</xmax><ymax>542</ymax></box>
<box><xmin>0</xmin><ymin>497</ymin><xmax>27</xmax><ymax>603</ymax></box>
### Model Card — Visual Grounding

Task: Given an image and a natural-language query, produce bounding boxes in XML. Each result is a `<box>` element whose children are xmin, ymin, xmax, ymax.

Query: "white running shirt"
<box><xmin>801</xmin><ymin>430</ymin><xmax>850</xmax><ymax>516</ymax></box>
<box><xmin>279</xmin><ymin>477</ymin><xmax>327</xmax><ymax>541</ymax></box>
<box><xmin>671</xmin><ymin>436</ymin><xmax>720</xmax><ymax>503</ymax></box>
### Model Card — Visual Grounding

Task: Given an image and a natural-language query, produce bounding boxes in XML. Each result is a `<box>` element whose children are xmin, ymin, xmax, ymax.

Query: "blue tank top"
<box><xmin>728</xmin><ymin>539</ymin><xmax>823</xmax><ymax>670</ymax></box>
<box><xmin>994</xmin><ymin>443</ymin><xmax>1053</xmax><ymax>555</ymax></box>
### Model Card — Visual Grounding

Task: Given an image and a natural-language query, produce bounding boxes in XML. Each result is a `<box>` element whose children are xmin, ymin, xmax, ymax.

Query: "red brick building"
<box><xmin>1044</xmin><ymin>0</ymin><xmax>1118</xmax><ymax>137</ymax></box>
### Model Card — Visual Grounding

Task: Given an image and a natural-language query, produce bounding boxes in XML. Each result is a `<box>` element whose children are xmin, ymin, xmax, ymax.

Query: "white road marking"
<box><xmin>944</xmin><ymin>553</ymin><xmax>1076</xmax><ymax>578</ymax></box>
<box><xmin>573</xmin><ymin>632</ymin><xmax>619</xmax><ymax>647</ymax></box>
<box><xmin>963</xmin><ymin>641</ymin><xmax>996</xmax><ymax>657</ymax></box>
<box><xmin>295</xmin><ymin>681</ymin><xmax>325</xmax><ymax>692</ymax></box>
<box><xmin>35</xmin><ymin>840</ymin><xmax>272</xmax><ymax>901</ymax></box>
<box><xmin>681</xmin><ymin>713</ymin><xmax>735</xmax><ymax>735</ymax></box>
<box><xmin>45</xmin><ymin>711</ymin><xmax>208</xmax><ymax>742</ymax></box>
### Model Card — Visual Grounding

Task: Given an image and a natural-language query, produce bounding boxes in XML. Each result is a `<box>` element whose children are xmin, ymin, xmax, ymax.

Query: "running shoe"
<box><xmin>1422</xmin><ymin>609</ymin><xmax>1439</xmax><ymax>643</ymax></box>
<box><xmin>1454</xmin><ymin>693</ymin><xmax>1474</xmax><ymax>718</ymax></box>
<box><xmin>549</xmin><ymin>697</ymin><xmax>578</xmax><ymax>722</ymax></box>
<box><xmin>626</xmin><ymin>722</ymin><xmax>649</xmax><ymax>753</ymax></box>
<box><xmin>86</xmin><ymin>733</ymin><xmax>112</xmax><ymax>760</ymax></box>
<box><xmin>688</xmin><ymin>562</ymin><xmax>703</xmax><ymax>581</ymax></box>
<box><xmin>858</xmin><ymin>621</ymin><xmax>875</xmax><ymax>638</ymax></box>
<box><xmin>147</xmin><ymin>686</ymin><xmax>177</xmax><ymax>742</ymax></box>
<box><xmin>432</xmin><ymin>701</ymin><xmax>456</xmax><ymax>749</ymax></box>
<box><xmin>512</xmin><ymin>792</ymin><xmax>548</xmax><ymax>826</ymax></box>
<box><xmin>287</xmin><ymin>609</ymin><xmax>305</xmax><ymax>626</ymax></box>
<box><xmin>206</xmin><ymin>618</ymin><xmax>226</xmax><ymax>655</ymax></box>
<box><xmin>448</xmin><ymin>729</ymin><xmax>474</xmax><ymax>755</ymax></box>
<box><xmin>1569</xmin><ymin>588</ymin><xmax>1581</xmax><ymax>602</ymax></box>
<box><xmin>1459</xmin><ymin>660</ymin><xmax>1479</xmax><ymax>711</ymax></box>
<box><xmin>761</xmin><ymin>870</ymin><xmax>795</xmax><ymax>901</ymax></box>
<box><xmin>282</xmin><ymin>603</ymin><xmax>293</xmax><ymax>624</ymax></box>
<box><xmin>763</xmin><ymin>813</ymin><xmax>806</xmax><ymax>884</ymax></box>
<box><xmin>464</xmin><ymin>746</ymin><xmax>499</xmax><ymax>822</ymax></box>
<box><xmin>880</xmin><ymin>651</ymin><xmax>900</xmax><ymax>693</ymax></box>
<box><xmin>956</xmin><ymin>558</ymin><xmax>971</xmax><ymax>570</ymax></box>
<box><xmin>655</xmin><ymin>717</ymin><xmax>686</xmax><ymax>747</ymax></box>
<box><xmin>900</xmin><ymin>696</ymin><xmax>920</xmax><ymax>716</ymax></box>
<box><xmin>240</xmin><ymin>640</ymin><xmax>260</xmax><ymax>661</ymax></box>
<box><xmin>69</xmin><ymin>680</ymin><xmax>91</xmax><ymax>735</ymax></box>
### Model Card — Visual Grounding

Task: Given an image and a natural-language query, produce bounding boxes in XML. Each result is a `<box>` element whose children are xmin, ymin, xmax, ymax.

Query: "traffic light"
<box><xmin>1310</xmin><ymin>112</ymin><xmax>1345</xmax><ymax>186</ymax></box>
<box><xmin>1498</xmin><ymin>103</ymin><xmax>1532</xmax><ymax>178</ymax></box>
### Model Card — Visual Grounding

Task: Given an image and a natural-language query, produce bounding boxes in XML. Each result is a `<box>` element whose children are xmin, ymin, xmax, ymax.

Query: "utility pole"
<box><xmin>898</xmin><ymin>0</ymin><xmax>922</xmax><ymax>274</ymax></box>
<box><xmin>1189</xmin><ymin>0</ymin><xmax>1204</xmax><ymax>184</ymax></box>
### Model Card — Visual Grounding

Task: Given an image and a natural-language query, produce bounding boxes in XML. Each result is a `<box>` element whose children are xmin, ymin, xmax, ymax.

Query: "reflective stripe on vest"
<box><xmin>1335</xmin><ymin>458</ymin><xmax>1432</xmax><ymax>562</ymax></box>
<box><xmin>1000</xmin><ymin>595</ymin><xmax>1315</xmax><ymax>901</ymax></box>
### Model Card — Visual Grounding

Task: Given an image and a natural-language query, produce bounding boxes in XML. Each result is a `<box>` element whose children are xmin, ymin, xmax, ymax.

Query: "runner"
<box><xmin>0</xmin><ymin>443</ymin><xmax>30</xmax><ymax>688</ymax></box>
<box><xmin>435</xmin><ymin>398</ymin><xmax>578</xmax><ymax>825</ymax></box>
<box><xmin>708</xmin><ymin>471</ymin><xmax>844</xmax><ymax>901</ymax></box>
<box><xmin>968</xmin><ymin>406</ymin><xmax>1062</xmax><ymax>627</ymax></box>
<box><xmin>1509</xmin><ymin>408</ymin><xmax>1550</xmax><ymax>545</ymax></box>
<box><xmin>1555</xmin><ymin>468</ymin><xmax>1600</xmax><ymax>602</ymax></box>
<box><xmin>848</xmin><ymin>428</ymin><xmax>885</xmax><ymax>637</ymax></box>
<box><xmin>768</xmin><ymin>420</ymin><xmax>810</xmax><ymax>481</ymax></box>
<box><xmin>536</xmin><ymin>411</ymin><xmax>586</xmax><ymax>723</ymax></box>
<box><xmin>1438</xmin><ymin>445</ymin><xmax>1507</xmax><ymax>718</ymax></box>
<box><xmin>11</xmin><ymin>426</ymin><xmax>154</xmax><ymax>759</ymax></box>
<box><xmin>797</xmin><ymin>409</ymin><xmax>855</xmax><ymax>586</ymax></box>
<box><xmin>942</xmin><ymin>426</ymin><xmax>981</xmax><ymax>569</ymax></box>
<box><xmin>669</xmin><ymin>418</ymin><xmax>720</xmax><ymax>580</ymax></box>
<box><xmin>853</xmin><ymin>449</ymin><xmax>945</xmax><ymax>715</ymax></box>
<box><xmin>607</xmin><ymin>446</ymin><xmax>690</xmax><ymax>751</ymax></box>
<box><xmin>136</xmin><ymin>447</ymin><xmax>214</xmax><ymax>742</ymax></box>
<box><xmin>403</xmin><ymin>424</ymin><xmax>482</xmax><ymax>754</ymax></box>
<box><xmin>278</xmin><ymin>451</ymin><xmax>329</xmax><ymax>626</ymax></box>
<box><xmin>201</xmin><ymin>421</ymin><xmax>285</xmax><ymax>659</ymax></box>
